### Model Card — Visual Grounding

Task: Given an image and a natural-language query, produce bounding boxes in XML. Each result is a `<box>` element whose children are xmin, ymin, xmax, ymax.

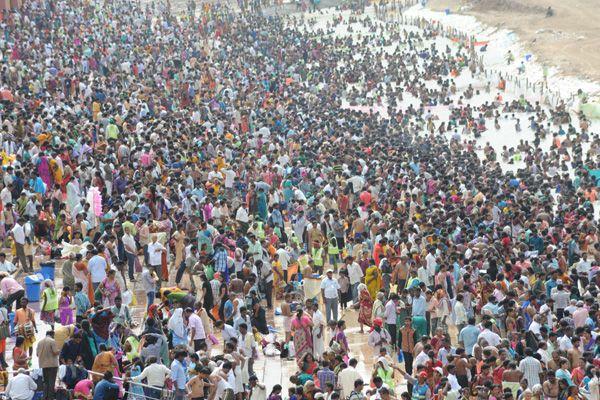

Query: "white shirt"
<box><xmin>320</xmin><ymin>277</ymin><xmax>340</xmax><ymax>299</ymax></box>
<box><xmin>276</xmin><ymin>248</ymin><xmax>290</xmax><ymax>270</ymax></box>
<box><xmin>147</xmin><ymin>241</ymin><xmax>165</xmax><ymax>266</ymax></box>
<box><xmin>188</xmin><ymin>313</ymin><xmax>206</xmax><ymax>340</ymax></box>
<box><xmin>338</xmin><ymin>366</ymin><xmax>362</xmax><ymax>399</ymax></box>
<box><xmin>5</xmin><ymin>373</ymin><xmax>37</xmax><ymax>400</ymax></box>
<box><xmin>122</xmin><ymin>233</ymin><xmax>137</xmax><ymax>253</ymax></box>
<box><xmin>347</xmin><ymin>262</ymin><xmax>364</xmax><ymax>285</ymax></box>
<box><xmin>235</xmin><ymin>207</ymin><xmax>249</xmax><ymax>223</ymax></box>
<box><xmin>222</xmin><ymin>324</ymin><xmax>239</xmax><ymax>343</ymax></box>
<box><xmin>0</xmin><ymin>260</ymin><xmax>16</xmax><ymax>273</ymax></box>
<box><xmin>11</xmin><ymin>223</ymin><xmax>25</xmax><ymax>245</ymax></box>
<box><xmin>414</xmin><ymin>350</ymin><xmax>430</xmax><ymax>367</ymax></box>
<box><xmin>88</xmin><ymin>255</ymin><xmax>108</xmax><ymax>283</ymax></box>
<box><xmin>478</xmin><ymin>329</ymin><xmax>501</xmax><ymax>347</ymax></box>
<box><xmin>133</xmin><ymin>363</ymin><xmax>171</xmax><ymax>386</ymax></box>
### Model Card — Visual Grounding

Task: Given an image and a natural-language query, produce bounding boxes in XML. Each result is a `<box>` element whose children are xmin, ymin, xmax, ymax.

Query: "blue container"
<box><xmin>8</xmin><ymin>311</ymin><xmax>14</xmax><ymax>335</ymax></box>
<box><xmin>40</xmin><ymin>262</ymin><xmax>56</xmax><ymax>280</ymax></box>
<box><xmin>24</xmin><ymin>274</ymin><xmax>43</xmax><ymax>302</ymax></box>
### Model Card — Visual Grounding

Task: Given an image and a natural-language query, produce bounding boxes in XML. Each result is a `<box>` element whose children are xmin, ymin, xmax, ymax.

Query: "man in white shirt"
<box><xmin>130</xmin><ymin>356</ymin><xmax>171</xmax><ymax>397</ymax></box>
<box><xmin>5</xmin><ymin>368</ymin><xmax>37</xmax><ymax>400</ymax></box>
<box><xmin>122</xmin><ymin>226</ymin><xmax>137</xmax><ymax>281</ymax></box>
<box><xmin>147</xmin><ymin>235</ymin><xmax>166</xmax><ymax>285</ymax></box>
<box><xmin>345</xmin><ymin>256</ymin><xmax>364</xmax><ymax>302</ymax></box>
<box><xmin>88</xmin><ymin>249</ymin><xmax>108</xmax><ymax>290</ymax></box>
<box><xmin>338</xmin><ymin>359</ymin><xmax>362</xmax><ymax>399</ymax></box>
<box><xmin>478</xmin><ymin>321</ymin><xmax>502</xmax><ymax>347</ymax></box>
<box><xmin>248</xmin><ymin>375</ymin><xmax>266</xmax><ymax>400</ymax></box>
<box><xmin>11</xmin><ymin>218</ymin><xmax>30</xmax><ymax>272</ymax></box>
<box><xmin>276</xmin><ymin>245</ymin><xmax>291</xmax><ymax>281</ymax></box>
<box><xmin>0</xmin><ymin>252</ymin><xmax>16</xmax><ymax>274</ymax></box>
<box><xmin>239</xmin><ymin>323</ymin><xmax>257</xmax><ymax>375</ymax></box>
<box><xmin>186</xmin><ymin>307</ymin><xmax>206</xmax><ymax>351</ymax></box>
<box><xmin>321</xmin><ymin>269</ymin><xmax>340</xmax><ymax>322</ymax></box>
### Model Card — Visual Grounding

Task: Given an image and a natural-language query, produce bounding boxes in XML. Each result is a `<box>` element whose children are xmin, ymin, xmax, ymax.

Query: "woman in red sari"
<box><xmin>290</xmin><ymin>308</ymin><xmax>313</xmax><ymax>367</ymax></box>
<box><xmin>357</xmin><ymin>283</ymin><xmax>373</xmax><ymax>333</ymax></box>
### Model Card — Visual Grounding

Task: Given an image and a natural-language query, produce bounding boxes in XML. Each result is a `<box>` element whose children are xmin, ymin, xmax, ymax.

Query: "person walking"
<box><xmin>321</xmin><ymin>269</ymin><xmax>340</xmax><ymax>322</ymax></box>
<box><xmin>36</xmin><ymin>330</ymin><xmax>61</xmax><ymax>400</ymax></box>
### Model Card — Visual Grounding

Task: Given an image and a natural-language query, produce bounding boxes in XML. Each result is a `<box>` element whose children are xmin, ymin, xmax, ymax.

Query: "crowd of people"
<box><xmin>0</xmin><ymin>0</ymin><xmax>597</xmax><ymax>399</ymax></box>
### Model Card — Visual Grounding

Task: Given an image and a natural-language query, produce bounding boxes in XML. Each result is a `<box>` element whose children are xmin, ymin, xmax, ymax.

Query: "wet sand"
<box><xmin>427</xmin><ymin>0</ymin><xmax>600</xmax><ymax>83</ymax></box>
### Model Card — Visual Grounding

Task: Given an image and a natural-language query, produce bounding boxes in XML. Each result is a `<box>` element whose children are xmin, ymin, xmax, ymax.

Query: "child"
<box><xmin>59</xmin><ymin>286</ymin><xmax>74</xmax><ymax>325</ymax></box>
<box><xmin>40</xmin><ymin>279</ymin><xmax>58</xmax><ymax>327</ymax></box>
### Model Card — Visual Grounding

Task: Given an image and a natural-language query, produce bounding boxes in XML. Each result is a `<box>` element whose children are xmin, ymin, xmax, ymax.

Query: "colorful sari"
<box><xmin>358</xmin><ymin>288</ymin><xmax>373</xmax><ymax>326</ymax></box>
<box><xmin>365</xmin><ymin>265</ymin><xmax>382</xmax><ymax>299</ymax></box>
<box><xmin>291</xmin><ymin>315</ymin><xmax>313</xmax><ymax>366</ymax></box>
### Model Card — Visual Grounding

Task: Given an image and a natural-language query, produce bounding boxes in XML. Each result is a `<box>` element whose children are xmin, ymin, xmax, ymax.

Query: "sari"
<box><xmin>291</xmin><ymin>315</ymin><xmax>313</xmax><ymax>366</ymax></box>
<box><xmin>91</xmin><ymin>350</ymin><xmax>118</xmax><ymax>382</ymax></box>
<box><xmin>365</xmin><ymin>265</ymin><xmax>382</xmax><ymax>299</ymax></box>
<box><xmin>358</xmin><ymin>288</ymin><xmax>373</xmax><ymax>326</ymax></box>
<box><xmin>273</xmin><ymin>261</ymin><xmax>285</xmax><ymax>300</ymax></box>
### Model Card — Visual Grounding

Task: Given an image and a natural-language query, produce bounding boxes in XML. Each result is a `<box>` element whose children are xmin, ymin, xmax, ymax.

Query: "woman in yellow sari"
<box><xmin>365</xmin><ymin>263</ymin><xmax>382</xmax><ymax>300</ymax></box>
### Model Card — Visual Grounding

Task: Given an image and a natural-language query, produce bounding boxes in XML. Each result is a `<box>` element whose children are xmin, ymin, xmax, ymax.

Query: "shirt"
<box><xmin>320</xmin><ymin>277</ymin><xmax>340</xmax><ymax>299</ymax></box>
<box><xmin>338</xmin><ymin>367</ymin><xmax>362</xmax><ymax>399</ymax></box>
<box><xmin>5</xmin><ymin>373</ymin><xmax>37</xmax><ymax>400</ymax></box>
<box><xmin>188</xmin><ymin>313</ymin><xmax>206</xmax><ymax>340</ymax></box>
<box><xmin>458</xmin><ymin>325</ymin><xmax>480</xmax><ymax>355</ymax></box>
<box><xmin>347</xmin><ymin>262</ymin><xmax>364</xmax><ymax>285</ymax></box>
<box><xmin>122</xmin><ymin>233</ymin><xmax>137</xmax><ymax>253</ymax></box>
<box><xmin>0</xmin><ymin>276</ymin><xmax>23</xmax><ymax>297</ymax></box>
<box><xmin>88</xmin><ymin>255</ymin><xmax>108</xmax><ymax>283</ymax></box>
<box><xmin>222</xmin><ymin>324</ymin><xmax>239</xmax><ymax>343</ymax></box>
<box><xmin>133</xmin><ymin>363</ymin><xmax>171</xmax><ymax>386</ymax></box>
<box><xmin>384</xmin><ymin>300</ymin><xmax>397</xmax><ymax>324</ymax></box>
<box><xmin>148</xmin><ymin>242</ymin><xmax>165</xmax><ymax>266</ymax></box>
<box><xmin>412</xmin><ymin>295</ymin><xmax>426</xmax><ymax>317</ymax></box>
<box><xmin>93</xmin><ymin>379</ymin><xmax>120</xmax><ymax>400</ymax></box>
<box><xmin>317</xmin><ymin>367</ymin><xmax>336</xmax><ymax>389</ymax></box>
<box><xmin>11</xmin><ymin>223</ymin><xmax>25</xmax><ymax>245</ymax></box>
<box><xmin>170</xmin><ymin>359</ymin><xmax>187</xmax><ymax>390</ymax></box>
<box><xmin>478</xmin><ymin>329</ymin><xmax>501</xmax><ymax>347</ymax></box>
<box><xmin>75</xmin><ymin>291</ymin><xmax>91</xmax><ymax>316</ymax></box>
<box><xmin>519</xmin><ymin>356</ymin><xmax>542</xmax><ymax>388</ymax></box>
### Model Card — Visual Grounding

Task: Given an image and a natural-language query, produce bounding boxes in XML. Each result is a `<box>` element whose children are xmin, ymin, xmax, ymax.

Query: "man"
<box><xmin>0</xmin><ymin>273</ymin><xmax>25</xmax><ymax>312</ymax></box>
<box><xmin>37</xmin><ymin>330</ymin><xmax>61</xmax><ymax>400</ymax></box>
<box><xmin>111</xmin><ymin>296</ymin><xmax>133</xmax><ymax>327</ymax></box>
<box><xmin>518</xmin><ymin>347</ymin><xmax>543</xmax><ymax>388</ymax></box>
<box><xmin>187</xmin><ymin>307</ymin><xmax>206</xmax><ymax>351</ymax></box>
<box><xmin>367</xmin><ymin>318</ymin><xmax>396</xmax><ymax>355</ymax></box>
<box><xmin>338</xmin><ymin>359</ymin><xmax>362</xmax><ymax>399</ymax></box>
<box><xmin>238</xmin><ymin>323</ymin><xmax>257</xmax><ymax>375</ymax></box>
<box><xmin>316</xmin><ymin>360</ymin><xmax>336</xmax><ymax>390</ymax></box>
<box><xmin>5</xmin><ymin>368</ymin><xmax>37</xmax><ymax>400</ymax></box>
<box><xmin>348</xmin><ymin>379</ymin><xmax>367</xmax><ymax>400</ymax></box>
<box><xmin>171</xmin><ymin>350</ymin><xmax>188</xmax><ymax>400</ymax></box>
<box><xmin>130</xmin><ymin>356</ymin><xmax>171</xmax><ymax>399</ymax></box>
<box><xmin>321</xmin><ymin>268</ymin><xmax>340</xmax><ymax>321</ymax></box>
<box><xmin>399</xmin><ymin>317</ymin><xmax>417</xmax><ymax>375</ymax></box>
<box><xmin>122</xmin><ymin>225</ymin><xmax>137</xmax><ymax>281</ymax></box>
<box><xmin>384</xmin><ymin>294</ymin><xmax>399</xmax><ymax>348</ymax></box>
<box><xmin>11</xmin><ymin>217</ymin><xmax>29</xmax><ymax>272</ymax></box>
<box><xmin>233</xmin><ymin>306</ymin><xmax>252</xmax><ymax>332</ymax></box>
<box><xmin>248</xmin><ymin>375</ymin><xmax>267</xmax><ymax>400</ymax></box>
<box><xmin>0</xmin><ymin>252</ymin><xmax>16</xmax><ymax>273</ymax></box>
<box><xmin>88</xmin><ymin>249</ymin><xmax>108</xmax><ymax>290</ymax></box>
<box><xmin>542</xmin><ymin>371</ymin><xmax>560</xmax><ymax>400</ymax></box>
<box><xmin>477</xmin><ymin>320</ymin><xmax>501</xmax><ymax>347</ymax></box>
<box><xmin>147</xmin><ymin>234</ymin><xmax>166</xmax><ymax>285</ymax></box>
<box><xmin>93</xmin><ymin>371</ymin><xmax>120</xmax><ymax>400</ymax></box>
<box><xmin>458</xmin><ymin>317</ymin><xmax>480</xmax><ymax>356</ymax></box>
<box><xmin>74</xmin><ymin>282</ymin><xmax>91</xmax><ymax>323</ymax></box>
<box><xmin>346</xmin><ymin>256</ymin><xmax>364</xmax><ymax>302</ymax></box>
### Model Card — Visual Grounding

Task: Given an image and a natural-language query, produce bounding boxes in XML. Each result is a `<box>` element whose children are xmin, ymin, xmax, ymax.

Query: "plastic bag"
<box><xmin>122</xmin><ymin>290</ymin><xmax>133</xmax><ymax>306</ymax></box>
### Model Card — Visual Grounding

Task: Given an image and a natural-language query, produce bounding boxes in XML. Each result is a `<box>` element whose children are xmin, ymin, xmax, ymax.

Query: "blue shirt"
<box><xmin>458</xmin><ymin>325</ymin><xmax>480</xmax><ymax>356</ymax></box>
<box><xmin>93</xmin><ymin>379</ymin><xmax>119</xmax><ymax>400</ymax></box>
<box><xmin>75</xmin><ymin>291</ymin><xmax>91</xmax><ymax>317</ymax></box>
<box><xmin>170</xmin><ymin>359</ymin><xmax>187</xmax><ymax>390</ymax></box>
<box><xmin>412</xmin><ymin>295</ymin><xmax>426</xmax><ymax>317</ymax></box>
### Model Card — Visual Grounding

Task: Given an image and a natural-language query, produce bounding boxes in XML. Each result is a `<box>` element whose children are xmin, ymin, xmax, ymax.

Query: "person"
<box><xmin>168</xmin><ymin>306</ymin><xmax>188</xmax><ymax>346</ymax></box>
<box><xmin>37</xmin><ymin>330</ymin><xmax>61</xmax><ymax>400</ymax></box>
<box><xmin>99</xmin><ymin>269</ymin><xmax>121</xmax><ymax>307</ymax></box>
<box><xmin>13</xmin><ymin>335</ymin><xmax>30</xmax><ymax>371</ymax></box>
<box><xmin>518</xmin><ymin>348</ymin><xmax>543</xmax><ymax>388</ymax></box>
<box><xmin>59</xmin><ymin>286</ymin><xmax>74</xmax><ymax>325</ymax></box>
<box><xmin>348</xmin><ymin>379</ymin><xmax>367</xmax><ymax>400</ymax></box>
<box><xmin>339</xmin><ymin>359</ymin><xmax>362</xmax><ymax>399</ymax></box>
<box><xmin>368</xmin><ymin>318</ymin><xmax>392</xmax><ymax>356</ymax></box>
<box><xmin>130</xmin><ymin>356</ymin><xmax>171</xmax><ymax>399</ymax></box>
<box><xmin>0</xmin><ymin>273</ymin><xmax>25</xmax><ymax>312</ymax></box>
<box><xmin>187</xmin><ymin>365</ymin><xmax>213</xmax><ymax>400</ymax></box>
<box><xmin>249</xmin><ymin>375</ymin><xmax>267</xmax><ymax>400</ymax></box>
<box><xmin>321</xmin><ymin>268</ymin><xmax>340</xmax><ymax>322</ymax></box>
<box><xmin>187</xmin><ymin>306</ymin><xmax>207</xmax><ymax>351</ymax></box>
<box><xmin>357</xmin><ymin>283</ymin><xmax>373</xmax><ymax>333</ymax></box>
<box><xmin>14</xmin><ymin>297</ymin><xmax>36</xmax><ymax>356</ymax></box>
<box><xmin>91</xmin><ymin>344</ymin><xmax>119</xmax><ymax>383</ymax></box>
<box><xmin>365</xmin><ymin>262</ymin><xmax>382</xmax><ymax>300</ymax></box>
<box><xmin>5</xmin><ymin>368</ymin><xmax>37</xmax><ymax>400</ymax></box>
<box><xmin>311</xmin><ymin>301</ymin><xmax>325</xmax><ymax>360</ymax></box>
<box><xmin>171</xmin><ymin>350</ymin><xmax>188</xmax><ymax>400</ymax></box>
<box><xmin>291</xmin><ymin>308</ymin><xmax>313</xmax><ymax>367</ymax></box>
<box><xmin>93</xmin><ymin>371</ymin><xmax>120</xmax><ymax>400</ymax></box>
<box><xmin>74</xmin><ymin>282</ymin><xmax>91</xmax><ymax>324</ymax></box>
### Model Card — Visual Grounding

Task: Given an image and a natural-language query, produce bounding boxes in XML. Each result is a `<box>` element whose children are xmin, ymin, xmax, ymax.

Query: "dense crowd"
<box><xmin>0</xmin><ymin>0</ymin><xmax>597</xmax><ymax>399</ymax></box>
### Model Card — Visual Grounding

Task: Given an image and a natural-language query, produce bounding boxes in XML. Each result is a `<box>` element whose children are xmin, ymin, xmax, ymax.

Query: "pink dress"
<box><xmin>59</xmin><ymin>295</ymin><xmax>73</xmax><ymax>325</ymax></box>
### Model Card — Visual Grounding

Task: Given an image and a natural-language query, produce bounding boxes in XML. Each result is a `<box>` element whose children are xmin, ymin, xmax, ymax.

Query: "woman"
<box><xmin>365</xmin><ymin>262</ymin><xmax>382</xmax><ymax>299</ymax></box>
<box><xmin>272</xmin><ymin>253</ymin><xmax>285</xmax><ymax>300</ymax></box>
<box><xmin>99</xmin><ymin>269</ymin><xmax>121</xmax><ymax>307</ymax></box>
<box><xmin>91</xmin><ymin>344</ymin><xmax>119</xmax><ymax>383</ymax></box>
<box><xmin>373</xmin><ymin>357</ymin><xmax>396</xmax><ymax>389</ymax></box>
<box><xmin>59</xmin><ymin>286</ymin><xmax>74</xmax><ymax>325</ymax></box>
<box><xmin>40</xmin><ymin>279</ymin><xmax>58</xmax><ymax>326</ymax></box>
<box><xmin>14</xmin><ymin>298</ymin><xmax>36</xmax><ymax>356</ymax></box>
<box><xmin>333</xmin><ymin>320</ymin><xmax>349</xmax><ymax>356</ymax></box>
<box><xmin>167</xmin><ymin>307</ymin><xmax>188</xmax><ymax>346</ymax></box>
<box><xmin>357</xmin><ymin>283</ymin><xmax>373</xmax><ymax>333</ymax></box>
<box><xmin>12</xmin><ymin>335</ymin><xmax>29</xmax><ymax>370</ymax></box>
<box><xmin>301</xmin><ymin>353</ymin><xmax>318</xmax><ymax>375</ymax></box>
<box><xmin>290</xmin><ymin>308</ymin><xmax>313</xmax><ymax>367</ymax></box>
<box><xmin>80</xmin><ymin>319</ymin><xmax>99</xmax><ymax>371</ymax></box>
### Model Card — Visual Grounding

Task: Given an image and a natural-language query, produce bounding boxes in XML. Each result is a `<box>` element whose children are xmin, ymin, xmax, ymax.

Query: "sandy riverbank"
<box><xmin>427</xmin><ymin>0</ymin><xmax>600</xmax><ymax>83</ymax></box>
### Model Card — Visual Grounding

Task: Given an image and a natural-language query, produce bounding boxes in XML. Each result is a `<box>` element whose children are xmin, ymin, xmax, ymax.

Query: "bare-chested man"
<box><xmin>542</xmin><ymin>371</ymin><xmax>560</xmax><ymax>400</ymax></box>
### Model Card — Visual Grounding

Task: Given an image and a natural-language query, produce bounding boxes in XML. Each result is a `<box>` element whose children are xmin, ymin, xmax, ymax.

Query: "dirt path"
<box><xmin>427</xmin><ymin>0</ymin><xmax>600</xmax><ymax>82</ymax></box>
